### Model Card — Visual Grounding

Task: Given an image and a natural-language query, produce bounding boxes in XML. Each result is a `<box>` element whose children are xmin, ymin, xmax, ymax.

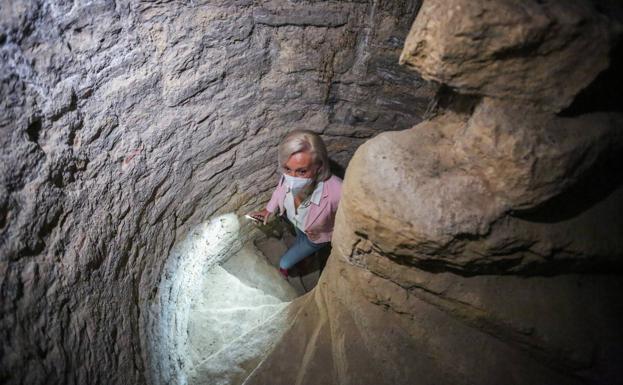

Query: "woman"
<box><xmin>248</xmin><ymin>129</ymin><xmax>342</xmax><ymax>278</ymax></box>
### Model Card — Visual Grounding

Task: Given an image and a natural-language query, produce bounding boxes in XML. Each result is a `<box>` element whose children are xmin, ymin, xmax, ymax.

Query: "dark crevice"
<box><xmin>37</xmin><ymin>209</ymin><xmax>62</xmax><ymax>240</ymax></box>
<box><xmin>16</xmin><ymin>239</ymin><xmax>45</xmax><ymax>259</ymax></box>
<box><xmin>512</xmin><ymin>149</ymin><xmax>623</xmax><ymax>223</ymax></box>
<box><xmin>0</xmin><ymin>185</ymin><xmax>9</xmax><ymax>230</ymax></box>
<box><xmin>558</xmin><ymin>38</ymin><xmax>623</xmax><ymax>116</ymax></box>
<box><xmin>365</xmin><ymin>237</ymin><xmax>623</xmax><ymax>277</ymax></box>
<box><xmin>432</xmin><ymin>84</ymin><xmax>480</xmax><ymax>117</ymax></box>
<box><xmin>26</xmin><ymin>118</ymin><xmax>42</xmax><ymax>143</ymax></box>
<box><xmin>328</xmin><ymin>158</ymin><xmax>345</xmax><ymax>179</ymax></box>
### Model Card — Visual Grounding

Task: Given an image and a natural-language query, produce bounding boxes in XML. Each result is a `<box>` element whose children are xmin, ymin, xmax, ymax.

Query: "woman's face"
<box><xmin>283</xmin><ymin>151</ymin><xmax>317</xmax><ymax>178</ymax></box>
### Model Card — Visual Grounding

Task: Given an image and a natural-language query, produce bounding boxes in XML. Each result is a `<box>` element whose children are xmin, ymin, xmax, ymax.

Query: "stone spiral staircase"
<box><xmin>186</xmin><ymin>244</ymin><xmax>298</xmax><ymax>385</ymax></box>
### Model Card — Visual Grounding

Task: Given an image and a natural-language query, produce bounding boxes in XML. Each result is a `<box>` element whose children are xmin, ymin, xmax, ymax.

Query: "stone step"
<box><xmin>186</xmin><ymin>242</ymin><xmax>296</xmax><ymax>385</ymax></box>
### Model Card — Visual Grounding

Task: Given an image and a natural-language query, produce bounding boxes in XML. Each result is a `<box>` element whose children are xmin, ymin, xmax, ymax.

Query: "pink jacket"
<box><xmin>266</xmin><ymin>174</ymin><xmax>343</xmax><ymax>244</ymax></box>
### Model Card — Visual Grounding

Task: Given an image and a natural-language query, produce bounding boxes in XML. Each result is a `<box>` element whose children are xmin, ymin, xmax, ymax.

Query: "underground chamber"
<box><xmin>2</xmin><ymin>0</ymin><xmax>623</xmax><ymax>384</ymax></box>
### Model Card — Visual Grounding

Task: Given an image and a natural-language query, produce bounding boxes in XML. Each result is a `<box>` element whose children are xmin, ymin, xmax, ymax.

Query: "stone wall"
<box><xmin>0</xmin><ymin>0</ymin><xmax>435</xmax><ymax>384</ymax></box>
<box><xmin>242</xmin><ymin>1</ymin><xmax>623</xmax><ymax>384</ymax></box>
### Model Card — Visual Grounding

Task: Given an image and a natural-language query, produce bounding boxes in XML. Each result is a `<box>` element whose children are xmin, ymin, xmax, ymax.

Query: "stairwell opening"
<box><xmin>145</xmin><ymin>212</ymin><xmax>323</xmax><ymax>385</ymax></box>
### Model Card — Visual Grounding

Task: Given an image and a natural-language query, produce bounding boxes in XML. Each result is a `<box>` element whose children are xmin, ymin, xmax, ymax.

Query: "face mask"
<box><xmin>283</xmin><ymin>174</ymin><xmax>313</xmax><ymax>194</ymax></box>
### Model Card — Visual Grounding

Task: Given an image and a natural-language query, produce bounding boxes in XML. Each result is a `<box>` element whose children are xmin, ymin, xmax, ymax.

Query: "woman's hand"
<box><xmin>305</xmin><ymin>230</ymin><xmax>319</xmax><ymax>242</ymax></box>
<box><xmin>247</xmin><ymin>209</ymin><xmax>273</xmax><ymax>225</ymax></box>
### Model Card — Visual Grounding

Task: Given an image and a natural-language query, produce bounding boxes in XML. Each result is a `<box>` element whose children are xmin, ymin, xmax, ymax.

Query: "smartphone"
<box><xmin>244</xmin><ymin>214</ymin><xmax>263</xmax><ymax>223</ymax></box>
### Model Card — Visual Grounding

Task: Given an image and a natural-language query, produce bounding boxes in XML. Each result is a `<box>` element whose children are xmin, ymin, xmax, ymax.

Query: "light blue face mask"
<box><xmin>283</xmin><ymin>174</ymin><xmax>313</xmax><ymax>194</ymax></box>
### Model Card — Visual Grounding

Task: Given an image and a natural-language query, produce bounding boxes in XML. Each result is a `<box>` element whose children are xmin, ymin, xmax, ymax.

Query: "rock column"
<box><xmin>244</xmin><ymin>1</ymin><xmax>623</xmax><ymax>384</ymax></box>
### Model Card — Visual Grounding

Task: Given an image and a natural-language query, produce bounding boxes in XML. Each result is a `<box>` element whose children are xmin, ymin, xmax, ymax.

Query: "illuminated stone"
<box><xmin>149</xmin><ymin>213</ymin><xmax>296</xmax><ymax>385</ymax></box>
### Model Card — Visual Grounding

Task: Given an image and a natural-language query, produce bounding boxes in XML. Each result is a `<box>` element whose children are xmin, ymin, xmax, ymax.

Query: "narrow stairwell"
<box><xmin>152</xmin><ymin>213</ymin><xmax>326</xmax><ymax>385</ymax></box>
<box><xmin>186</xmin><ymin>243</ymin><xmax>299</xmax><ymax>385</ymax></box>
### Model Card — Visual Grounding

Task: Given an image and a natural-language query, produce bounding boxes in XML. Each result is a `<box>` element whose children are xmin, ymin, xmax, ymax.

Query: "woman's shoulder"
<box><xmin>323</xmin><ymin>174</ymin><xmax>342</xmax><ymax>203</ymax></box>
<box><xmin>324</xmin><ymin>174</ymin><xmax>343</xmax><ymax>188</ymax></box>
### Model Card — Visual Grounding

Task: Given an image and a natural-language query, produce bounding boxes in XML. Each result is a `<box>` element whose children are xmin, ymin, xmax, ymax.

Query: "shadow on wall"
<box><xmin>329</xmin><ymin>158</ymin><xmax>346</xmax><ymax>179</ymax></box>
<box><xmin>559</xmin><ymin>39</ymin><xmax>623</xmax><ymax>116</ymax></box>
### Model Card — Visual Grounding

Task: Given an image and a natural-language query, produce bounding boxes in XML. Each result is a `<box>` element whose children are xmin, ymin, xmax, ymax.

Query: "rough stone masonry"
<box><xmin>2</xmin><ymin>0</ymin><xmax>623</xmax><ymax>384</ymax></box>
<box><xmin>0</xmin><ymin>0</ymin><xmax>435</xmax><ymax>384</ymax></box>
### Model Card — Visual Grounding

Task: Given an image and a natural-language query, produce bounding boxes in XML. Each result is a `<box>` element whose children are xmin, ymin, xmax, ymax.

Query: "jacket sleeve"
<box><xmin>265</xmin><ymin>175</ymin><xmax>284</xmax><ymax>213</ymax></box>
<box><xmin>265</xmin><ymin>187</ymin><xmax>280</xmax><ymax>213</ymax></box>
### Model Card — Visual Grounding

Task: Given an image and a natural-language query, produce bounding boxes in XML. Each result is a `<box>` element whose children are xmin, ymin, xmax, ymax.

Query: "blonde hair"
<box><xmin>278</xmin><ymin>129</ymin><xmax>331</xmax><ymax>181</ymax></box>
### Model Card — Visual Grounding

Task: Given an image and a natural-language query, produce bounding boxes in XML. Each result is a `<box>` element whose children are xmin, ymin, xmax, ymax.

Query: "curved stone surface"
<box><xmin>2</xmin><ymin>0</ymin><xmax>623</xmax><ymax>383</ymax></box>
<box><xmin>245</xmin><ymin>111</ymin><xmax>623</xmax><ymax>384</ymax></box>
<box><xmin>399</xmin><ymin>0</ymin><xmax>623</xmax><ymax>111</ymax></box>
<box><xmin>0</xmin><ymin>1</ymin><xmax>435</xmax><ymax>384</ymax></box>
<box><xmin>243</xmin><ymin>0</ymin><xmax>623</xmax><ymax>383</ymax></box>
<box><xmin>337</xmin><ymin>100</ymin><xmax>623</xmax><ymax>272</ymax></box>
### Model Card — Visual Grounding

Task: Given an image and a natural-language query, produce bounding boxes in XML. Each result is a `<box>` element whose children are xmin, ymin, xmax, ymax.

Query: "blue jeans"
<box><xmin>279</xmin><ymin>226</ymin><xmax>330</xmax><ymax>270</ymax></box>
